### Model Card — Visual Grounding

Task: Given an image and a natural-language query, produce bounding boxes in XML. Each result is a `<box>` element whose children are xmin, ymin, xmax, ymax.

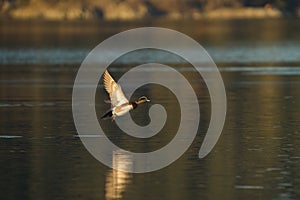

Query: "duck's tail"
<box><xmin>101</xmin><ymin>110</ymin><xmax>113</xmax><ymax>119</ymax></box>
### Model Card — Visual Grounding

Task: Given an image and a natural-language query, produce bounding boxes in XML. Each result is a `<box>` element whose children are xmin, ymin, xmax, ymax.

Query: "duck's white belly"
<box><xmin>113</xmin><ymin>104</ymin><xmax>133</xmax><ymax>116</ymax></box>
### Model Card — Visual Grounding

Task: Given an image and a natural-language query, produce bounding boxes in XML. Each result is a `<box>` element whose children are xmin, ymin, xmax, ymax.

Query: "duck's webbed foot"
<box><xmin>111</xmin><ymin>115</ymin><xmax>115</xmax><ymax>121</ymax></box>
<box><xmin>104</xmin><ymin>100</ymin><xmax>111</xmax><ymax>104</ymax></box>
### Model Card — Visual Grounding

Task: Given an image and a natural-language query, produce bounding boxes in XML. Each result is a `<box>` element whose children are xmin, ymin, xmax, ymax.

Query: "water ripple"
<box><xmin>1</xmin><ymin>44</ymin><xmax>300</xmax><ymax>65</ymax></box>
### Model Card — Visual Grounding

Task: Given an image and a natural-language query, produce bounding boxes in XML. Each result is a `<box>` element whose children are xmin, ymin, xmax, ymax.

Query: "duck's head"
<box><xmin>135</xmin><ymin>96</ymin><xmax>150</xmax><ymax>104</ymax></box>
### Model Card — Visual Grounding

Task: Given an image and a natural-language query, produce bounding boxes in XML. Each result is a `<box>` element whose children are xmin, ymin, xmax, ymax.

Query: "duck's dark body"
<box><xmin>101</xmin><ymin>102</ymin><xmax>138</xmax><ymax>120</ymax></box>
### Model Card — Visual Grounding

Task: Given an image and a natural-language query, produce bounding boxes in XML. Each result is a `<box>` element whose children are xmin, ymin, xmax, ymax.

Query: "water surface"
<box><xmin>0</xmin><ymin>19</ymin><xmax>300</xmax><ymax>200</ymax></box>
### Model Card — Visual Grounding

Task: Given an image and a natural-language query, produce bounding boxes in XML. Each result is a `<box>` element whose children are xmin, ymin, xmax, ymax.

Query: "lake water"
<box><xmin>0</xmin><ymin>19</ymin><xmax>300</xmax><ymax>200</ymax></box>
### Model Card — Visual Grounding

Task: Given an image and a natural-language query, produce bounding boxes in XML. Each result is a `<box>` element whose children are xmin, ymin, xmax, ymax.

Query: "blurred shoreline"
<box><xmin>1</xmin><ymin>1</ymin><xmax>299</xmax><ymax>21</ymax></box>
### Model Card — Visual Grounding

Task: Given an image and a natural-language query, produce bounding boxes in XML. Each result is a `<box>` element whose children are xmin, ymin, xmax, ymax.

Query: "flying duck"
<box><xmin>101</xmin><ymin>70</ymin><xmax>150</xmax><ymax>121</ymax></box>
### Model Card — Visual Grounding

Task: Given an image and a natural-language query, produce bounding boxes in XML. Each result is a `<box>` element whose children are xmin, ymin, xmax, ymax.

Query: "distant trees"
<box><xmin>195</xmin><ymin>0</ymin><xmax>299</xmax><ymax>13</ymax></box>
<box><xmin>198</xmin><ymin>0</ymin><xmax>241</xmax><ymax>10</ymax></box>
<box><xmin>1</xmin><ymin>0</ymin><xmax>299</xmax><ymax>19</ymax></box>
<box><xmin>241</xmin><ymin>0</ymin><xmax>299</xmax><ymax>14</ymax></box>
<box><xmin>164</xmin><ymin>0</ymin><xmax>299</xmax><ymax>14</ymax></box>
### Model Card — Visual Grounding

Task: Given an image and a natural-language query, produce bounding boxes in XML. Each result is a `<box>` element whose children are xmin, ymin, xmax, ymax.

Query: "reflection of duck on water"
<box><xmin>105</xmin><ymin>150</ymin><xmax>133</xmax><ymax>200</ymax></box>
<box><xmin>101</xmin><ymin>70</ymin><xmax>150</xmax><ymax>121</ymax></box>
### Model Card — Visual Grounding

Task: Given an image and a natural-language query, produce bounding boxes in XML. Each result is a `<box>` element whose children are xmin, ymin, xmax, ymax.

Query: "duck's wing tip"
<box><xmin>103</xmin><ymin>70</ymin><xmax>114</xmax><ymax>94</ymax></box>
<box><xmin>102</xmin><ymin>69</ymin><xmax>129</xmax><ymax>107</ymax></box>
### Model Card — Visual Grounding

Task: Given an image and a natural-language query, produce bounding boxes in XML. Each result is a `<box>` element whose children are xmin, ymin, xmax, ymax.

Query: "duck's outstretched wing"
<box><xmin>103</xmin><ymin>70</ymin><xmax>129</xmax><ymax>107</ymax></box>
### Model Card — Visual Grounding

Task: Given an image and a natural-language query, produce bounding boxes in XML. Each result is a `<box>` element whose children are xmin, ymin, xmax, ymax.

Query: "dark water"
<box><xmin>1</xmin><ymin>19</ymin><xmax>300</xmax><ymax>200</ymax></box>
